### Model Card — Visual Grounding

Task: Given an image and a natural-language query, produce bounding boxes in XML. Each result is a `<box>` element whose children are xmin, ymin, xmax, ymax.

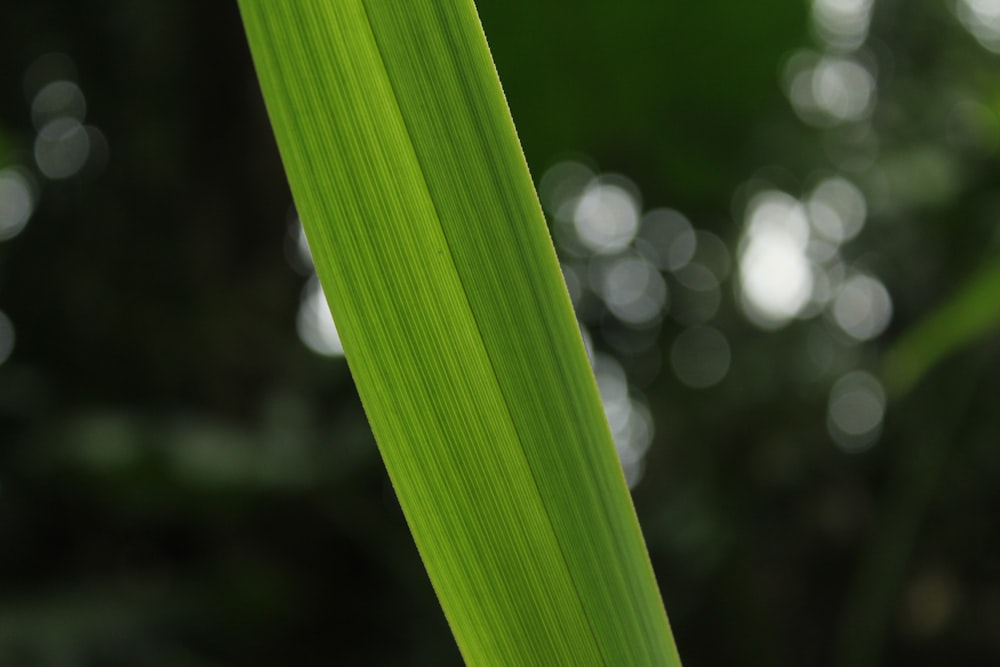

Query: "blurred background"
<box><xmin>1</xmin><ymin>0</ymin><xmax>999</xmax><ymax>665</ymax></box>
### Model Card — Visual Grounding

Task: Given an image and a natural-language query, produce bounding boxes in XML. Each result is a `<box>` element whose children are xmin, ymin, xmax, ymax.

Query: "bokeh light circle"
<box><xmin>827</xmin><ymin>370</ymin><xmax>885</xmax><ymax>451</ymax></box>
<box><xmin>0</xmin><ymin>168</ymin><xmax>35</xmax><ymax>241</ymax></box>
<box><xmin>0</xmin><ymin>311</ymin><xmax>15</xmax><ymax>366</ymax></box>
<box><xmin>670</xmin><ymin>326</ymin><xmax>731</xmax><ymax>389</ymax></box>
<box><xmin>297</xmin><ymin>278</ymin><xmax>344</xmax><ymax>357</ymax></box>
<box><xmin>34</xmin><ymin>117</ymin><xmax>91</xmax><ymax>179</ymax></box>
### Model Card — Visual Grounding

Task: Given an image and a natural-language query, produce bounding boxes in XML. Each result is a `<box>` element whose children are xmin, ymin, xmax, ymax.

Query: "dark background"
<box><xmin>1</xmin><ymin>1</ymin><xmax>999</xmax><ymax>665</ymax></box>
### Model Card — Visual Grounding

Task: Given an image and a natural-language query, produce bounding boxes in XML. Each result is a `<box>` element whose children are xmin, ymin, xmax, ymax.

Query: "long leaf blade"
<box><xmin>238</xmin><ymin>2</ymin><xmax>681</xmax><ymax>665</ymax></box>
<box><xmin>883</xmin><ymin>260</ymin><xmax>1000</xmax><ymax>399</ymax></box>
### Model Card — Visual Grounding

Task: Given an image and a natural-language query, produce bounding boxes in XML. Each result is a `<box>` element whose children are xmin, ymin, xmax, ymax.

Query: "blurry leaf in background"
<box><xmin>477</xmin><ymin>0</ymin><xmax>809</xmax><ymax>206</ymax></box>
<box><xmin>883</xmin><ymin>260</ymin><xmax>1000</xmax><ymax>399</ymax></box>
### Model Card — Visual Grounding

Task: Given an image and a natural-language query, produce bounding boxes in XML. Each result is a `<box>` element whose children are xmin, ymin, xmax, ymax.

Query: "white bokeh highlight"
<box><xmin>827</xmin><ymin>370</ymin><xmax>885</xmax><ymax>451</ymax></box>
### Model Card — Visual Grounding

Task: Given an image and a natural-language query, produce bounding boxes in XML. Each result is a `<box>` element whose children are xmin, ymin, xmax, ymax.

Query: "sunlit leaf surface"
<box><xmin>237</xmin><ymin>2</ymin><xmax>680</xmax><ymax>665</ymax></box>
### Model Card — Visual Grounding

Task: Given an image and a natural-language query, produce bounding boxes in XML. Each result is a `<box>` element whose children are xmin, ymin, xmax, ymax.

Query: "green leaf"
<box><xmin>883</xmin><ymin>260</ymin><xmax>1000</xmax><ymax>399</ymax></box>
<box><xmin>237</xmin><ymin>2</ymin><xmax>680</xmax><ymax>665</ymax></box>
